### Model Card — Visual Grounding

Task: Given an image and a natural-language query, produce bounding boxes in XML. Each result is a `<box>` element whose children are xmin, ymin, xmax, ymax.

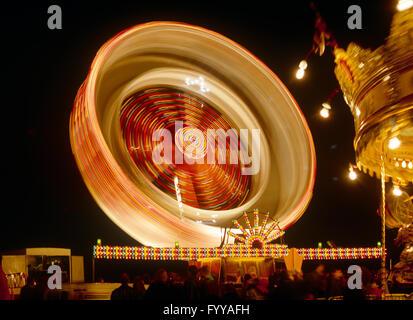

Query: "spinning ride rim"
<box><xmin>69</xmin><ymin>21</ymin><xmax>316</xmax><ymax>247</ymax></box>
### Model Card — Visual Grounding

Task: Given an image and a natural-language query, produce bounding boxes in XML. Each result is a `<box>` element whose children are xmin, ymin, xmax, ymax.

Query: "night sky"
<box><xmin>4</xmin><ymin>0</ymin><xmax>409</xmax><ymax>280</ymax></box>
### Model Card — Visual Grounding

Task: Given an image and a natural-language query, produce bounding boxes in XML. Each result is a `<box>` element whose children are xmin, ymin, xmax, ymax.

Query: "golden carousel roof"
<box><xmin>334</xmin><ymin>7</ymin><xmax>413</xmax><ymax>185</ymax></box>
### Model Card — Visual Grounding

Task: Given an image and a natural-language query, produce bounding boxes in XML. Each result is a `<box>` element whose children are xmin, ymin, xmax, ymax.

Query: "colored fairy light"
<box><xmin>93</xmin><ymin>245</ymin><xmax>382</xmax><ymax>260</ymax></box>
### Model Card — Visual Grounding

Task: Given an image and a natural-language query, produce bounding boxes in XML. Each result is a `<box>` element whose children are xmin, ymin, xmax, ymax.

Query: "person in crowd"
<box><xmin>184</xmin><ymin>265</ymin><xmax>200</xmax><ymax>300</ymax></box>
<box><xmin>167</xmin><ymin>272</ymin><xmax>186</xmax><ymax>300</ymax></box>
<box><xmin>144</xmin><ymin>268</ymin><xmax>170</xmax><ymax>300</ymax></box>
<box><xmin>110</xmin><ymin>273</ymin><xmax>135</xmax><ymax>300</ymax></box>
<box><xmin>305</xmin><ymin>264</ymin><xmax>327</xmax><ymax>298</ymax></box>
<box><xmin>199</xmin><ymin>266</ymin><xmax>214</xmax><ymax>281</ymax></box>
<box><xmin>242</xmin><ymin>274</ymin><xmax>264</xmax><ymax>300</ymax></box>
<box><xmin>19</xmin><ymin>271</ymin><xmax>42</xmax><ymax>300</ymax></box>
<box><xmin>366</xmin><ymin>279</ymin><xmax>383</xmax><ymax>300</ymax></box>
<box><xmin>268</xmin><ymin>270</ymin><xmax>297</xmax><ymax>300</ymax></box>
<box><xmin>142</xmin><ymin>273</ymin><xmax>151</xmax><ymax>285</ymax></box>
<box><xmin>0</xmin><ymin>256</ymin><xmax>11</xmax><ymax>300</ymax></box>
<box><xmin>326</xmin><ymin>268</ymin><xmax>346</xmax><ymax>298</ymax></box>
<box><xmin>132</xmin><ymin>276</ymin><xmax>146</xmax><ymax>300</ymax></box>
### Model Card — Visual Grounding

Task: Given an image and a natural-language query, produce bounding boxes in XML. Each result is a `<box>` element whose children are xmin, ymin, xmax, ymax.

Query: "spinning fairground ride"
<box><xmin>69</xmin><ymin>22</ymin><xmax>384</xmax><ymax>282</ymax></box>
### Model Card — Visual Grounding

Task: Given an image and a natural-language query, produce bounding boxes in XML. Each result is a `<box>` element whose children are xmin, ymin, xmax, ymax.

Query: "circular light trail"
<box><xmin>69</xmin><ymin>22</ymin><xmax>316</xmax><ymax>247</ymax></box>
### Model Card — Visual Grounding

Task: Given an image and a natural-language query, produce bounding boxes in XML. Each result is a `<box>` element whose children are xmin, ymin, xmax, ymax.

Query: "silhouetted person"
<box><xmin>144</xmin><ymin>269</ymin><xmax>170</xmax><ymax>300</ymax></box>
<box><xmin>199</xmin><ymin>266</ymin><xmax>214</xmax><ymax>281</ymax></box>
<box><xmin>167</xmin><ymin>272</ymin><xmax>185</xmax><ymax>301</ymax></box>
<box><xmin>0</xmin><ymin>256</ymin><xmax>11</xmax><ymax>300</ymax></box>
<box><xmin>111</xmin><ymin>273</ymin><xmax>135</xmax><ymax>300</ymax></box>
<box><xmin>327</xmin><ymin>269</ymin><xmax>346</xmax><ymax>298</ymax></box>
<box><xmin>268</xmin><ymin>271</ymin><xmax>295</xmax><ymax>300</ymax></box>
<box><xmin>20</xmin><ymin>272</ymin><xmax>43</xmax><ymax>300</ymax></box>
<box><xmin>242</xmin><ymin>274</ymin><xmax>264</xmax><ymax>300</ymax></box>
<box><xmin>306</xmin><ymin>264</ymin><xmax>327</xmax><ymax>298</ymax></box>
<box><xmin>184</xmin><ymin>266</ymin><xmax>200</xmax><ymax>300</ymax></box>
<box><xmin>132</xmin><ymin>276</ymin><xmax>146</xmax><ymax>300</ymax></box>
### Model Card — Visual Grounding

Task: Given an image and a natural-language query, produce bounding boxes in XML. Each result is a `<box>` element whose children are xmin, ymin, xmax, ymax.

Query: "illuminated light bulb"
<box><xmin>299</xmin><ymin>60</ymin><xmax>308</xmax><ymax>70</ymax></box>
<box><xmin>402</xmin><ymin>161</ymin><xmax>406</xmax><ymax>168</ymax></box>
<box><xmin>296</xmin><ymin>68</ymin><xmax>305</xmax><ymax>79</ymax></box>
<box><xmin>392</xmin><ymin>184</ymin><xmax>402</xmax><ymax>197</ymax></box>
<box><xmin>397</xmin><ymin>0</ymin><xmax>413</xmax><ymax>11</ymax></box>
<box><xmin>408</xmin><ymin>162</ymin><xmax>412</xmax><ymax>169</ymax></box>
<box><xmin>355</xmin><ymin>107</ymin><xmax>361</xmax><ymax>116</ymax></box>
<box><xmin>395</xmin><ymin>161</ymin><xmax>399</xmax><ymax>167</ymax></box>
<box><xmin>174</xmin><ymin>176</ymin><xmax>179</xmax><ymax>185</ymax></box>
<box><xmin>388</xmin><ymin>137</ymin><xmax>401</xmax><ymax>150</ymax></box>
<box><xmin>349</xmin><ymin>167</ymin><xmax>357</xmax><ymax>180</ymax></box>
<box><xmin>320</xmin><ymin>107</ymin><xmax>329</xmax><ymax>118</ymax></box>
<box><xmin>319</xmin><ymin>102</ymin><xmax>331</xmax><ymax>119</ymax></box>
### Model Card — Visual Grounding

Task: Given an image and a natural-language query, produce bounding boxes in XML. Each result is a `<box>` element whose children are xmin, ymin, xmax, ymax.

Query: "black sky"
<box><xmin>3</xmin><ymin>0</ymin><xmax>408</xmax><ymax>278</ymax></box>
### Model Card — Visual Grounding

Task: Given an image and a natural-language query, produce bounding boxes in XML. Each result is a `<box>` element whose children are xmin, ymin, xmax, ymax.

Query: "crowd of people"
<box><xmin>2</xmin><ymin>253</ymin><xmax>408</xmax><ymax>300</ymax></box>
<box><xmin>109</xmin><ymin>264</ymin><xmax>390</xmax><ymax>300</ymax></box>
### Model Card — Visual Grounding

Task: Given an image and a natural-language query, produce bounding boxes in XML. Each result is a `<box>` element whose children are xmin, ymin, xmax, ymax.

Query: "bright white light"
<box><xmin>299</xmin><ymin>60</ymin><xmax>308</xmax><ymax>70</ymax></box>
<box><xmin>402</xmin><ymin>161</ymin><xmax>407</xmax><ymax>168</ymax></box>
<box><xmin>320</xmin><ymin>107</ymin><xmax>330</xmax><ymax>118</ymax></box>
<box><xmin>408</xmin><ymin>162</ymin><xmax>412</xmax><ymax>169</ymax></box>
<box><xmin>397</xmin><ymin>0</ymin><xmax>413</xmax><ymax>11</ymax></box>
<box><xmin>174</xmin><ymin>176</ymin><xmax>179</xmax><ymax>185</ymax></box>
<box><xmin>392</xmin><ymin>185</ymin><xmax>402</xmax><ymax>196</ymax></box>
<box><xmin>355</xmin><ymin>107</ymin><xmax>361</xmax><ymax>116</ymax></box>
<box><xmin>388</xmin><ymin>137</ymin><xmax>401</xmax><ymax>150</ymax></box>
<box><xmin>296</xmin><ymin>68</ymin><xmax>305</xmax><ymax>79</ymax></box>
<box><xmin>349</xmin><ymin>170</ymin><xmax>357</xmax><ymax>180</ymax></box>
<box><xmin>349</xmin><ymin>167</ymin><xmax>357</xmax><ymax>180</ymax></box>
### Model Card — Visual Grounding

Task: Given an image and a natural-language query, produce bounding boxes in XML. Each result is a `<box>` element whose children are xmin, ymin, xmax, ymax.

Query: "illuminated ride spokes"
<box><xmin>227</xmin><ymin>210</ymin><xmax>284</xmax><ymax>248</ymax></box>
